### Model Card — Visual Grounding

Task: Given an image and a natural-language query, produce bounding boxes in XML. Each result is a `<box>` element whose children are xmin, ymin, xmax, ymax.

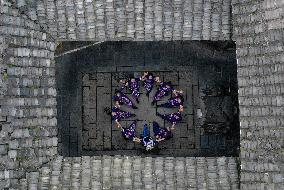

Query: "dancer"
<box><xmin>140</xmin><ymin>124</ymin><xmax>157</xmax><ymax>151</ymax></box>
<box><xmin>152</xmin><ymin>121</ymin><xmax>173</xmax><ymax>142</ymax></box>
<box><xmin>113</xmin><ymin>89</ymin><xmax>137</xmax><ymax>109</ymax></box>
<box><xmin>156</xmin><ymin>105</ymin><xmax>184</xmax><ymax>129</ymax></box>
<box><xmin>120</xmin><ymin>77</ymin><xmax>141</xmax><ymax>104</ymax></box>
<box><xmin>152</xmin><ymin>78</ymin><xmax>173</xmax><ymax>105</ymax></box>
<box><xmin>104</xmin><ymin>106</ymin><xmax>136</xmax><ymax>123</ymax></box>
<box><xmin>157</xmin><ymin>90</ymin><xmax>184</xmax><ymax>108</ymax></box>
<box><xmin>115</xmin><ymin>121</ymin><xmax>140</xmax><ymax>142</ymax></box>
<box><xmin>140</xmin><ymin>72</ymin><xmax>158</xmax><ymax>97</ymax></box>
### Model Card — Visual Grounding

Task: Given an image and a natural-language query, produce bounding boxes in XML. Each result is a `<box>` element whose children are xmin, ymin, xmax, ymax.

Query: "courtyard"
<box><xmin>56</xmin><ymin>41</ymin><xmax>239</xmax><ymax>157</ymax></box>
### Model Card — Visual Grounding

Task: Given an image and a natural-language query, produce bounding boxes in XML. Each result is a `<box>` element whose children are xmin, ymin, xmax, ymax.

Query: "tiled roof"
<box><xmin>11</xmin><ymin>0</ymin><xmax>232</xmax><ymax>41</ymax></box>
<box><xmin>20</xmin><ymin>156</ymin><xmax>239</xmax><ymax>190</ymax></box>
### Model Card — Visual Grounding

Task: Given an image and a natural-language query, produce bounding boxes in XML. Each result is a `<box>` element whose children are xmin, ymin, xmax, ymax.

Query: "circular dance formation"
<box><xmin>106</xmin><ymin>72</ymin><xmax>185</xmax><ymax>151</ymax></box>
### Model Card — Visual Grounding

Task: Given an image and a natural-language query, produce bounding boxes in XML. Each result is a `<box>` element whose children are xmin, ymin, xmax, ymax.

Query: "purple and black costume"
<box><xmin>157</xmin><ymin>111</ymin><xmax>182</xmax><ymax>125</ymax></box>
<box><xmin>112</xmin><ymin>106</ymin><xmax>135</xmax><ymax>122</ymax></box>
<box><xmin>113</xmin><ymin>90</ymin><xmax>137</xmax><ymax>109</ymax></box>
<box><xmin>127</xmin><ymin>78</ymin><xmax>141</xmax><ymax>103</ymax></box>
<box><xmin>158</xmin><ymin>94</ymin><xmax>184</xmax><ymax>108</ymax></box>
<box><xmin>152</xmin><ymin>82</ymin><xmax>173</xmax><ymax>104</ymax></box>
<box><xmin>142</xmin><ymin>73</ymin><xmax>155</xmax><ymax>96</ymax></box>
<box><xmin>121</xmin><ymin>121</ymin><xmax>137</xmax><ymax>140</ymax></box>
<box><xmin>152</xmin><ymin>121</ymin><xmax>172</xmax><ymax>140</ymax></box>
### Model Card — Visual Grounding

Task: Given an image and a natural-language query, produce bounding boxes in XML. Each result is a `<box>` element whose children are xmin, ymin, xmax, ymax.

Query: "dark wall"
<box><xmin>56</xmin><ymin>53</ymin><xmax>82</xmax><ymax>156</ymax></box>
<box><xmin>74</xmin><ymin>41</ymin><xmax>234</xmax><ymax>71</ymax></box>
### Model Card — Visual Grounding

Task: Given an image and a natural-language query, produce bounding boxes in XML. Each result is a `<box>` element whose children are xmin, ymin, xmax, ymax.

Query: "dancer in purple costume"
<box><xmin>157</xmin><ymin>90</ymin><xmax>184</xmax><ymax>108</ymax></box>
<box><xmin>152</xmin><ymin>121</ymin><xmax>172</xmax><ymax>142</ymax></box>
<box><xmin>156</xmin><ymin>106</ymin><xmax>184</xmax><ymax>129</ymax></box>
<box><xmin>152</xmin><ymin>77</ymin><xmax>173</xmax><ymax>105</ymax></box>
<box><xmin>140</xmin><ymin>72</ymin><xmax>159</xmax><ymax>97</ymax></box>
<box><xmin>113</xmin><ymin>89</ymin><xmax>137</xmax><ymax>109</ymax></box>
<box><xmin>120</xmin><ymin>78</ymin><xmax>141</xmax><ymax>103</ymax></box>
<box><xmin>115</xmin><ymin>121</ymin><xmax>140</xmax><ymax>142</ymax></box>
<box><xmin>110</xmin><ymin>106</ymin><xmax>136</xmax><ymax>122</ymax></box>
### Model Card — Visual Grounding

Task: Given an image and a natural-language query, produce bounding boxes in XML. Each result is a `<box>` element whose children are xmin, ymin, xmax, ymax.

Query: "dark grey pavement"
<box><xmin>56</xmin><ymin>41</ymin><xmax>239</xmax><ymax>157</ymax></box>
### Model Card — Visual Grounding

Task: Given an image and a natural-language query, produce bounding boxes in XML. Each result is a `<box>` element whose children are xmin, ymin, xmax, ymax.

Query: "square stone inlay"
<box><xmin>81</xmin><ymin>68</ymin><xmax>196</xmax><ymax>156</ymax></box>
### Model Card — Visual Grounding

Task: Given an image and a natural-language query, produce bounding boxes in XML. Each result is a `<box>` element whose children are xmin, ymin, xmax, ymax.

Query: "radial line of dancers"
<box><xmin>105</xmin><ymin>72</ymin><xmax>184</xmax><ymax>151</ymax></box>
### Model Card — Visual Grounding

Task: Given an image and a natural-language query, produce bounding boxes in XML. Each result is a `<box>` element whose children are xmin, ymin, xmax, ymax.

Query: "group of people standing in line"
<box><xmin>105</xmin><ymin>72</ymin><xmax>184</xmax><ymax>151</ymax></box>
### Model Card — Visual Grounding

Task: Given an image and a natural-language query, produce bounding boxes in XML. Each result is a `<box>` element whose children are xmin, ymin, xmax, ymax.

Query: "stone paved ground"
<box><xmin>80</xmin><ymin>66</ymin><xmax>238</xmax><ymax>157</ymax></box>
<box><xmin>20</xmin><ymin>156</ymin><xmax>239</xmax><ymax>190</ymax></box>
<box><xmin>56</xmin><ymin>42</ymin><xmax>239</xmax><ymax>157</ymax></box>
